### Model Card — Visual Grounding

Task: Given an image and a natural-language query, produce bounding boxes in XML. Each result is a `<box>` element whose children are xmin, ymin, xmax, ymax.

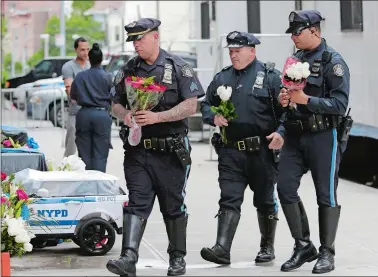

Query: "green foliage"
<box><xmin>1</xmin><ymin>16</ymin><xmax>7</xmax><ymax>40</ymax></box>
<box><xmin>27</xmin><ymin>0</ymin><xmax>105</xmax><ymax>67</ymax></box>
<box><xmin>210</xmin><ymin>100</ymin><xmax>238</xmax><ymax>144</ymax></box>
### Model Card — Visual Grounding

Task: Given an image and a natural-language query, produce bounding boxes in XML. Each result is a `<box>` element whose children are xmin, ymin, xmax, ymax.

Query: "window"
<box><xmin>200</xmin><ymin>1</ymin><xmax>210</xmax><ymax>39</ymax></box>
<box><xmin>34</xmin><ymin>60</ymin><xmax>53</xmax><ymax>74</ymax></box>
<box><xmin>295</xmin><ymin>0</ymin><xmax>302</xmax><ymax>10</ymax></box>
<box><xmin>247</xmin><ymin>0</ymin><xmax>261</xmax><ymax>34</ymax></box>
<box><xmin>340</xmin><ymin>0</ymin><xmax>363</xmax><ymax>31</ymax></box>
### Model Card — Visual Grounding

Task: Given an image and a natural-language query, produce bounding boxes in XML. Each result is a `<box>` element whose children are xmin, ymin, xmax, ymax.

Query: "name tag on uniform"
<box><xmin>162</xmin><ymin>64</ymin><xmax>173</xmax><ymax>84</ymax></box>
<box><xmin>253</xmin><ymin>71</ymin><xmax>265</xmax><ymax>89</ymax></box>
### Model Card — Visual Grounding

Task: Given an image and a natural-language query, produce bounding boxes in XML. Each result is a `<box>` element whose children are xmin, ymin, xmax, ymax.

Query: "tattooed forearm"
<box><xmin>157</xmin><ymin>97</ymin><xmax>197</xmax><ymax>123</ymax></box>
<box><xmin>112</xmin><ymin>103</ymin><xmax>130</xmax><ymax>120</ymax></box>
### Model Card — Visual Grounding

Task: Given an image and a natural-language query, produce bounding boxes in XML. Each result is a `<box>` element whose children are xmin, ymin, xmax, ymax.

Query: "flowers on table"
<box><xmin>47</xmin><ymin>155</ymin><xmax>86</xmax><ymax>172</ymax></box>
<box><xmin>210</xmin><ymin>85</ymin><xmax>238</xmax><ymax>144</ymax></box>
<box><xmin>1</xmin><ymin>172</ymin><xmax>34</xmax><ymax>257</ymax></box>
<box><xmin>1</xmin><ymin>136</ymin><xmax>39</xmax><ymax>149</ymax></box>
<box><xmin>124</xmin><ymin>76</ymin><xmax>167</xmax><ymax>146</ymax></box>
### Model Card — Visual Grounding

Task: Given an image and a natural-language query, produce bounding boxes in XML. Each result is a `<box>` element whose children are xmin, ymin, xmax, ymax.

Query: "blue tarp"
<box><xmin>350</xmin><ymin>123</ymin><xmax>378</xmax><ymax>140</ymax></box>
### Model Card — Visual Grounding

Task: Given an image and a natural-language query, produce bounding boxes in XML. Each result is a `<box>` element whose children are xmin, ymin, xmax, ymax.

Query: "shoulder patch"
<box><xmin>114</xmin><ymin>69</ymin><xmax>124</xmax><ymax>85</ymax></box>
<box><xmin>181</xmin><ymin>64</ymin><xmax>194</xmax><ymax>78</ymax></box>
<box><xmin>333</xmin><ymin>64</ymin><xmax>344</xmax><ymax>77</ymax></box>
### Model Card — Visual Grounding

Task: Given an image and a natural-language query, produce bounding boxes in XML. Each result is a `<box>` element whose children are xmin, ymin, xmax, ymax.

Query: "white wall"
<box><xmin>192</xmin><ymin>0</ymin><xmax>378</xmax><ymax>128</ymax></box>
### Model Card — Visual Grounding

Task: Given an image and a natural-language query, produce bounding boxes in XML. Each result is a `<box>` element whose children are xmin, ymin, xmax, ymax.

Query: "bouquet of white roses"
<box><xmin>47</xmin><ymin>155</ymin><xmax>86</xmax><ymax>172</ymax></box>
<box><xmin>282</xmin><ymin>57</ymin><xmax>311</xmax><ymax>90</ymax></box>
<box><xmin>210</xmin><ymin>85</ymin><xmax>237</xmax><ymax>144</ymax></box>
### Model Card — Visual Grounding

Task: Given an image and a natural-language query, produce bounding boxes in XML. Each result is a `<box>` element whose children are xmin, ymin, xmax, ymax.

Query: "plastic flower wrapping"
<box><xmin>47</xmin><ymin>155</ymin><xmax>86</xmax><ymax>172</ymax></box>
<box><xmin>1</xmin><ymin>172</ymin><xmax>35</xmax><ymax>256</ymax></box>
<box><xmin>281</xmin><ymin>57</ymin><xmax>311</xmax><ymax>90</ymax></box>
<box><xmin>124</xmin><ymin>76</ymin><xmax>167</xmax><ymax>146</ymax></box>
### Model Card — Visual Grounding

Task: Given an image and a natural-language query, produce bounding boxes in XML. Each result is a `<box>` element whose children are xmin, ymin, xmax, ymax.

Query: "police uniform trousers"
<box><xmin>107</xmin><ymin>136</ymin><xmax>191</xmax><ymax>276</ymax></box>
<box><xmin>277</xmin><ymin>128</ymin><xmax>342</xmax><ymax>273</ymax></box>
<box><xmin>200</xmin><ymin>141</ymin><xmax>279</xmax><ymax>265</ymax></box>
<box><xmin>75</xmin><ymin>107</ymin><xmax>112</xmax><ymax>173</ymax></box>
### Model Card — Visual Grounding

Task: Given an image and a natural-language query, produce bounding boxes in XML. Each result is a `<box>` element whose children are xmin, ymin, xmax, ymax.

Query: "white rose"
<box><xmin>23</xmin><ymin>242</ymin><xmax>33</xmax><ymax>252</ymax></box>
<box><xmin>302</xmin><ymin>68</ymin><xmax>311</xmax><ymax>78</ymax></box>
<box><xmin>216</xmin><ymin>85</ymin><xmax>232</xmax><ymax>101</ymax></box>
<box><xmin>7</xmin><ymin>218</ymin><xmax>24</xmax><ymax>236</ymax></box>
<box><xmin>293</xmin><ymin>71</ymin><xmax>302</xmax><ymax>80</ymax></box>
<box><xmin>15</xmin><ymin>233</ymin><xmax>31</xmax><ymax>244</ymax></box>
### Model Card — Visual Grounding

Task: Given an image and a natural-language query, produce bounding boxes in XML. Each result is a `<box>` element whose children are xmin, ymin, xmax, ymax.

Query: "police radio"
<box><xmin>338</xmin><ymin>108</ymin><xmax>353</xmax><ymax>142</ymax></box>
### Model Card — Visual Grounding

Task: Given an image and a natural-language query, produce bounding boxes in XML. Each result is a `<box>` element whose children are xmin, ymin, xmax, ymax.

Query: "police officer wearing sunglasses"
<box><xmin>277</xmin><ymin>10</ymin><xmax>351</xmax><ymax>274</ymax></box>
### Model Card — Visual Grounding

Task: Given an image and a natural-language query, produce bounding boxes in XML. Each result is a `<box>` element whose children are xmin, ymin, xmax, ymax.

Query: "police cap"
<box><xmin>225</xmin><ymin>31</ymin><xmax>261</xmax><ymax>48</ymax></box>
<box><xmin>285</xmin><ymin>10</ymin><xmax>323</xmax><ymax>34</ymax></box>
<box><xmin>124</xmin><ymin>18</ymin><xmax>161</xmax><ymax>42</ymax></box>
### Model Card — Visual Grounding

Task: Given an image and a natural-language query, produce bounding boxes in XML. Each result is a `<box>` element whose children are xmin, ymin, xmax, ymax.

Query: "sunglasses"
<box><xmin>291</xmin><ymin>26</ymin><xmax>313</xmax><ymax>36</ymax></box>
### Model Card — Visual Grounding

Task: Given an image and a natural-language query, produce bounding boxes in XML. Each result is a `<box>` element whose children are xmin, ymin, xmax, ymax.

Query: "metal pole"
<box><xmin>22</xmin><ymin>24</ymin><xmax>27</xmax><ymax>75</ymax></box>
<box><xmin>156</xmin><ymin>1</ymin><xmax>160</xmax><ymax>44</ymax></box>
<box><xmin>44</xmin><ymin>38</ymin><xmax>48</xmax><ymax>59</ymax></box>
<box><xmin>11</xmin><ymin>33</ymin><xmax>15</xmax><ymax>77</ymax></box>
<box><xmin>60</xmin><ymin>0</ymin><xmax>66</xmax><ymax>56</ymax></box>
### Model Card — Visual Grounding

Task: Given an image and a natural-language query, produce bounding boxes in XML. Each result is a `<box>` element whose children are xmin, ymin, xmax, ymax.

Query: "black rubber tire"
<box><xmin>77</xmin><ymin>218</ymin><xmax>116</xmax><ymax>256</ymax></box>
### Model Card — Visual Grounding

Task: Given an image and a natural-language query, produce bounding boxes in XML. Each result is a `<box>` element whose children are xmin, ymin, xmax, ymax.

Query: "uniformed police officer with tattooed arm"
<box><xmin>106</xmin><ymin>18</ymin><xmax>205</xmax><ymax>277</ymax></box>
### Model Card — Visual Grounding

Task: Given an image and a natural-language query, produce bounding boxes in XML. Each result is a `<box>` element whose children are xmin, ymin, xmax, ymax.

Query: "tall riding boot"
<box><xmin>255</xmin><ymin>211</ymin><xmax>278</xmax><ymax>263</ymax></box>
<box><xmin>281</xmin><ymin>201</ymin><xmax>319</xmax><ymax>272</ymax></box>
<box><xmin>312</xmin><ymin>205</ymin><xmax>341</xmax><ymax>274</ymax></box>
<box><xmin>164</xmin><ymin>216</ymin><xmax>188</xmax><ymax>276</ymax></box>
<box><xmin>106</xmin><ymin>213</ymin><xmax>147</xmax><ymax>276</ymax></box>
<box><xmin>200</xmin><ymin>210</ymin><xmax>240</xmax><ymax>264</ymax></box>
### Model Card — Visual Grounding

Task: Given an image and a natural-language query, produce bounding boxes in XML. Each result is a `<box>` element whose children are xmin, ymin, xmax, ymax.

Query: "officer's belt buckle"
<box><xmin>237</xmin><ymin>140</ymin><xmax>246</xmax><ymax>151</ymax></box>
<box><xmin>143</xmin><ymin>139</ymin><xmax>152</xmax><ymax>149</ymax></box>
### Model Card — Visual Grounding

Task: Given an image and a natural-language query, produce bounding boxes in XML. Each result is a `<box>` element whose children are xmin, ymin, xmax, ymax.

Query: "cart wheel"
<box><xmin>77</xmin><ymin>218</ymin><xmax>116</xmax><ymax>256</ymax></box>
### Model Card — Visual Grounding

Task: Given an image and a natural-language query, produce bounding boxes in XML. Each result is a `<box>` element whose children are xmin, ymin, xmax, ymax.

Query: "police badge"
<box><xmin>162</xmin><ymin>64</ymin><xmax>173</xmax><ymax>84</ymax></box>
<box><xmin>253</xmin><ymin>71</ymin><xmax>265</xmax><ymax>89</ymax></box>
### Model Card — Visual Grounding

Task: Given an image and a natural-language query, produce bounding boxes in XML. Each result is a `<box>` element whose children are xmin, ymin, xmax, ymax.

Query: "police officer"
<box><xmin>70</xmin><ymin>43</ymin><xmax>113</xmax><ymax>172</ymax></box>
<box><xmin>277</xmin><ymin>10</ymin><xmax>350</xmax><ymax>274</ymax></box>
<box><xmin>105</xmin><ymin>18</ymin><xmax>205</xmax><ymax>276</ymax></box>
<box><xmin>200</xmin><ymin>31</ymin><xmax>285</xmax><ymax>266</ymax></box>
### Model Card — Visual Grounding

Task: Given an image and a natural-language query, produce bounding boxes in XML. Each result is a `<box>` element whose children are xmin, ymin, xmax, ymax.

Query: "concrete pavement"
<box><xmin>8</xmin><ymin>126</ymin><xmax>378</xmax><ymax>276</ymax></box>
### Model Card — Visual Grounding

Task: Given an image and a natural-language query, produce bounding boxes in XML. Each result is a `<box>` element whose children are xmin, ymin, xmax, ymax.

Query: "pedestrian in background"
<box><xmin>61</xmin><ymin>37</ymin><xmax>90</xmax><ymax>157</ymax></box>
<box><xmin>70</xmin><ymin>43</ymin><xmax>113</xmax><ymax>173</ymax></box>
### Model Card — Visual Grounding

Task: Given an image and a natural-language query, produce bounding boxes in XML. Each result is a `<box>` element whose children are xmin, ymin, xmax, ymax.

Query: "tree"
<box><xmin>27</xmin><ymin>0</ymin><xmax>105</xmax><ymax>67</ymax></box>
<box><xmin>1</xmin><ymin>16</ymin><xmax>7</xmax><ymax>40</ymax></box>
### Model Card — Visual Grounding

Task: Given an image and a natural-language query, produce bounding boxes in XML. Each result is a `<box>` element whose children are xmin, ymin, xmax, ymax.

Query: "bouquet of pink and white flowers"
<box><xmin>282</xmin><ymin>57</ymin><xmax>311</xmax><ymax>90</ymax></box>
<box><xmin>1</xmin><ymin>172</ymin><xmax>35</xmax><ymax>257</ymax></box>
<box><xmin>125</xmin><ymin>76</ymin><xmax>167</xmax><ymax>146</ymax></box>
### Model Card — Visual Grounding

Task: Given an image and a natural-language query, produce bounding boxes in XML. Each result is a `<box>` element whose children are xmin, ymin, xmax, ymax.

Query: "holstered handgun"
<box><xmin>211</xmin><ymin>133</ymin><xmax>223</xmax><ymax>154</ymax></box>
<box><xmin>119</xmin><ymin>125</ymin><xmax>129</xmax><ymax>144</ymax></box>
<box><xmin>338</xmin><ymin>108</ymin><xmax>353</xmax><ymax>142</ymax></box>
<box><xmin>172</xmin><ymin>135</ymin><xmax>192</xmax><ymax>168</ymax></box>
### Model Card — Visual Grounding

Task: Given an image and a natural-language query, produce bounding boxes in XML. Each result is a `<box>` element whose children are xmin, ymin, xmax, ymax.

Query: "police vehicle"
<box><xmin>15</xmin><ymin>169</ymin><xmax>128</xmax><ymax>256</ymax></box>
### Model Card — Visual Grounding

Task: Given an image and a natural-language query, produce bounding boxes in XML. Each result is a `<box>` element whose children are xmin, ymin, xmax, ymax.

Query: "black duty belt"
<box><xmin>224</xmin><ymin>136</ymin><xmax>261</xmax><ymax>152</ymax></box>
<box><xmin>284</xmin><ymin>114</ymin><xmax>340</xmax><ymax>135</ymax></box>
<box><xmin>140</xmin><ymin>135</ymin><xmax>185</xmax><ymax>152</ymax></box>
<box><xmin>82</xmin><ymin>105</ymin><xmax>109</xmax><ymax>111</ymax></box>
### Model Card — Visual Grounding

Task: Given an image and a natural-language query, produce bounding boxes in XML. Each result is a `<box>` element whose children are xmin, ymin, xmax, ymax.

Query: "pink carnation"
<box><xmin>1</xmin><ymin>172</ymin><xmax>7</xmax><ymax>181</ymax></box>
<box><xmin>2</xmin><ymin>140</ymin><xmax>11</xmax><ymax>147</ymax></box>
<box><xmin>1</xmin><ymin>197</ymin><xmax>7</xmax><ymax>204</ymax></box>
<box><xmin>16</xmin><ymin>189</ymin><xmax>28</xmax><ymax>200</ymax></box>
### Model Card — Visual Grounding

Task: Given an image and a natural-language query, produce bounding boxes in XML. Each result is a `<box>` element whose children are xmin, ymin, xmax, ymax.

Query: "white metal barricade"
<box><xmin>1</xmin><ymin>86</ymin><xmax>67</xmax><ymax>147</ymax></box>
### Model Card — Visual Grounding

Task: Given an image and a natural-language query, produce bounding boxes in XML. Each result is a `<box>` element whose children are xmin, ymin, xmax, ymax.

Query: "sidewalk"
<box><xmin>10</xmin><ymin>127</ymin><xmax>378</xmax><ymax>276</ymax></box>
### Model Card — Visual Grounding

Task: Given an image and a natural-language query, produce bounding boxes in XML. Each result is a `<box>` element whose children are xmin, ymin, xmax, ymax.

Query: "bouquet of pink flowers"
<box><xmin>281</xmin><ymin>57</ymin><xmax>311</xmax><ymax>90</ymax></box>
<box><xmin>125</xmin><ymin>76</ymin><xmax>167</xmax><ymax>146</ymax></box>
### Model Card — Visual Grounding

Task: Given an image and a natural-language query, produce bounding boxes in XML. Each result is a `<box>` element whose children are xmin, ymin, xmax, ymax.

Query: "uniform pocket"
<box><xmin>248</xmin><ymin>87</ymin><xmax>271</xmax><ymax>115</ymax></box>
<box><xmin>162</xmin><ymin>82</ymin><xmax>179</xmax><ymax>106</ymax></box>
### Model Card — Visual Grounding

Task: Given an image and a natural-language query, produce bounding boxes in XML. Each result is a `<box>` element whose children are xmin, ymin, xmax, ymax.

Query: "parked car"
<box><xmin>15</xmin><ymin>169</ymin><xmax>128</xmax><ymax>256</ymax></box>
<box><xmin>4</xmin><ymin>57</ymin><xmax>75</xmax><ymax>89</ymax></box>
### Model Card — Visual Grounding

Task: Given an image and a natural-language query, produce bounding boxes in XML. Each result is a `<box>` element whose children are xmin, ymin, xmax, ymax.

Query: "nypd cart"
<box><xmin>14</xmin><ymin>169</ymin><xmax>128</xmax><ymax>256</ymax></box>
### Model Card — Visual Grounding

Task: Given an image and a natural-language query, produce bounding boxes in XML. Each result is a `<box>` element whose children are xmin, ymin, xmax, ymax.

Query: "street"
<box><xmin>8</xmin><ymin>126</ymin><xmax>378</xmax><ymax>276</ymax></box>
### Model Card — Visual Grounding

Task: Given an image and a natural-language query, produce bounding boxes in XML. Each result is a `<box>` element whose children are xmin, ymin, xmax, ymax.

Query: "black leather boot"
<box><xmin>106</xmin><ymin>214</ymin><xmax>147</xmax><ymax>276</ymax></box>
<box><xmin>200</xmin><ymin>210</ymin><xmax>240</xmax><ymax>265</ymax></box>
<box><xmin>281</xmin><ymin>201</ymin><xmax>319</xmax><ymax>272</ymax></box>
<box><xmin>312</xmin><ymin>205</ymin><xmax>341</xmax><ymax>274</ymax></box>
<box><xmin>255</xmin><ymin>211</ymin><xmax>278</xmax><ymax>263</ymax></box>
<box><xmin>164</xmin><ymin>216</ymin><xmax>188</xmax><ymax>276</ymax></box>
